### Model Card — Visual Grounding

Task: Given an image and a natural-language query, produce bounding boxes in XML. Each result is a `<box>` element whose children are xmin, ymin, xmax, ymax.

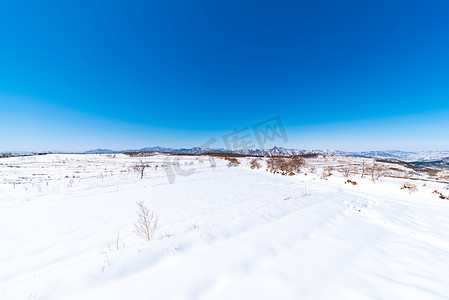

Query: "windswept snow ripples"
<box><xmin>1</xmin><ymin>154</ymin><xmax>449</xmax><ymax>299</ymax></box>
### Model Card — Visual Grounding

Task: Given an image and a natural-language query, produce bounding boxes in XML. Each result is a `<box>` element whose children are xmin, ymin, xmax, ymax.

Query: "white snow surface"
<box><xmin>1</xmin><ymin>154</ymin><xmax>449</xmax><ymax>299</ymax></box>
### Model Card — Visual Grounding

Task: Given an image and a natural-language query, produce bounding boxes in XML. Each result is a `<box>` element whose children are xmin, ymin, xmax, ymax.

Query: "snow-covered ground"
<box><xmin>1</xmin><ymin>154</ymin><xmax>449</xmax><ymax>299</ymax></box>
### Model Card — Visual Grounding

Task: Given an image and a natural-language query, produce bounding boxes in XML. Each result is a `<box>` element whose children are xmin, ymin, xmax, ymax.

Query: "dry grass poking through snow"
<box><xmin>134</xmin><ymin>201</ymin><xmax>158</xmax><ymax>242</ymax></box>
<box><xmin>401</xmin><ymin>182</ymin><xmax>419</xmax><ymax>192</ymax></box>
<box><xmin>433</xmin><ymin>190</ymin><xmax>449</xmax><ymax>200</ymax></box>
<box><xmin>345</xmin><ymin>179</ymin><xmax>358</xmax><ymax>185</ymax></box>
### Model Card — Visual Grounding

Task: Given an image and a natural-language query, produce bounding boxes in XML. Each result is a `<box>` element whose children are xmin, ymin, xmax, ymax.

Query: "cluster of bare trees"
<box><xmin>337</xmin><ymin>165</ymin><xmax>352</xmax><ymax>178</ymax></box>
<box><xmin>369</xmin><ymin>162</ymin><xmax>385</xmax><ymax>182</ymax></box>
<box><xmin>266</xmin><ymin>157</ymin><xmax>305</xmax><ymax>176</ymax></box>
<box><xmin>321</xmin><ymin>161</ymin><xmax>386</xmax><ymax>182</ymax></box>
<box><xmin>225</xmin><ymin>157</ymin><xmax>241</xmax><ymax>167</ymax></box>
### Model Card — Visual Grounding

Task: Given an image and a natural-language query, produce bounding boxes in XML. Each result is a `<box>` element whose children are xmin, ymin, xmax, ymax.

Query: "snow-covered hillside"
<box><xmin>1</xmin><ymin>154</ymin><xmax>449</xmax><ymax>299</ymax></box>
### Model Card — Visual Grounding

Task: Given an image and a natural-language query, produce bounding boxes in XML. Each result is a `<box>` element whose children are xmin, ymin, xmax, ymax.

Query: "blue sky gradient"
<box><xmin>1</xmin><ymin>0</ymin><xmax>448</xmax><ymax>151</ymax></box>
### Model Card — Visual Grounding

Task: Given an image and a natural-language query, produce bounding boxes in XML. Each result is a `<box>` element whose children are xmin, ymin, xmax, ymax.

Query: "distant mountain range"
<box><xmin>84</xmin><ymin>146</ymin><xmax>329</xmax><ymax>156</ymax></box>
<box><xmin>82</xmin><ymin>146</ymin><xmax>449</xmax><ymax>165</ymax></box>
<box><xmin>2</xmin><ymin>147</ymin><xmax>448</xmax><ymax>169</ymax></box>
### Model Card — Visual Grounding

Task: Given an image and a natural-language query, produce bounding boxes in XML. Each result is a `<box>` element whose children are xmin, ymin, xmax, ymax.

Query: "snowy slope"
<box><xmin>1</xmin><ymin>154</ymin><xmax>449</xmax><ymax>299</ymax></box>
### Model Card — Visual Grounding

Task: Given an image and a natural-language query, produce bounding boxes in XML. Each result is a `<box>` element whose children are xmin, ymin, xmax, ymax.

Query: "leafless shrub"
<box><xmin>268</xmin><ymin>158</ymin><xmax>284</xmax><ymax>174</ymax></box>
<box><xmin>266</xmin><ymin>158</ymin><xmax>282</xmax><ymax>173</ymax></box>
<box><xmin>67</xmin><ymin>178</ymin><xmax>74</xmax><ymax>188</ymax></box>
<box><xmin>401</xmin><ymin>182</ymin><xmax>418</xmax><ymax>192</ymax></box>
<box><xmin>433</xmin><ymin>190</ymin><xmax>448</xmax><ymax>200</ymax></box>
<box><xmin>226</xmin><ymin>157</ymin><xmax>240</xmax><ymax>167</ymax></box>
<box><xmin>186</xmin><ymin>223</ymin><xmax>200</xmax><ymax>231</ymax></box>
<box><xmin>135</xmin><ymin>201</ymin><xmax>158</xmax><ymax>242</ymax></box>
<box><xmin>321</xmin><ymin>166</ymin><xmax>334</xmax><ymax>180</ymax></box>
<box><xmin>345</xmin><ymin>179</ymin><xmax>357</xmax><ymax>185</ymax></box>
<box><xmin>370</xmin><ymin>162</ymin><xmax>385</xmax><ymax>182</ymax></box>
<box><xmin>290</xmin><ymin>156</ymin><xmax>305</xmax><ymax>173</ymax></box>
<box><xmin>308</xmin><ymin>165</ymin><xmax>316</xmax><ymax>173</ymax></box>
<box><xmin>249</xmin><ymin>158</ymin><xmax>261</xmax><ymax>169</ymax></box>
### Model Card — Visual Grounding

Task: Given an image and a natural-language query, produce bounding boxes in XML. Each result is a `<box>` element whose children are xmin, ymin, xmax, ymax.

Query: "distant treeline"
<box><xmin>0</xmin><ymin>152</ymin><xmax>50</xmax><ymax>158</ymax></box>
<box><xmin>123</xmin><ymin>151</ymin><xmax>258</xmax><ymax>158</ymax></box>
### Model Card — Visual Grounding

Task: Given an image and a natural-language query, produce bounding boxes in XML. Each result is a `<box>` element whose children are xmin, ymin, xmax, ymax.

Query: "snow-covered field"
<box><xmin>1</xmin><ymin>154</ymin><xmax>449</xmax><ymax>299</ymax></box>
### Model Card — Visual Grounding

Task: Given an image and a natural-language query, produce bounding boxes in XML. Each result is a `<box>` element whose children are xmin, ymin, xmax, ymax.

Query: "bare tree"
<box><xmin>134</xmin><ymin>160</ymin><xmax>150</xmax><ymax>179</ymax></box>
<box><xmin>360</xmin><ymin>161</ymin><xmax>368</xmax><ymax>178</ymax></box>
<box><xmin>134</xmin><ymin>201</ymin><xmax>158</xmax><ymax>242</ymax></box>
<box><xmin>370</xmin><ymin>162</ymin><xmax>384</xmax><ymax>182</ymax></box>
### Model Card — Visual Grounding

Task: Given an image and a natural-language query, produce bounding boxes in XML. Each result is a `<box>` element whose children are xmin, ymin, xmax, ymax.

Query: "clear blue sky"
<box><xmin>1</xmin><ymin>0</ymin><xmax>448</xmax><ymax>152</ymax></box>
